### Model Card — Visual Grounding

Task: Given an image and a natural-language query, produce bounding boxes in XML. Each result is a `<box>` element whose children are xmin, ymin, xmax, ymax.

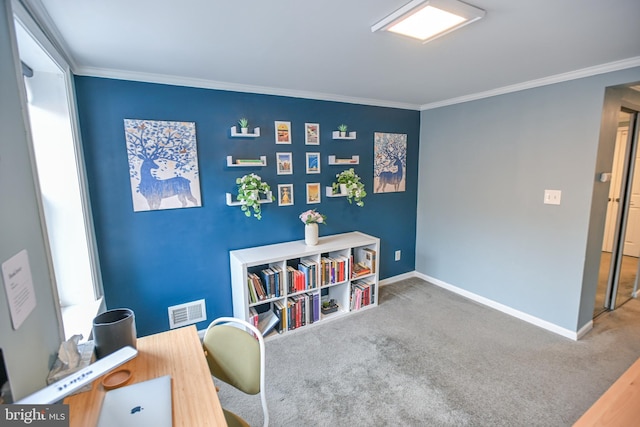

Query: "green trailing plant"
<box><xmin>235</xmin><ymin>173</ymin><xmax>274</xmax><ymax>219</ymax></box>
<box><xmin>238</xmin><ymin>118</ymin><xmax>249</xmax><ymax>129</ymax></box>
<box><xmin>332</xmin><ymin>168</ymin><xmax>366</xmax><ymax>207</ymax></box>
<box><xmin>337</xmin><ymin>124</ymin><xmax>348</xmax><ymax>133</ymax></box>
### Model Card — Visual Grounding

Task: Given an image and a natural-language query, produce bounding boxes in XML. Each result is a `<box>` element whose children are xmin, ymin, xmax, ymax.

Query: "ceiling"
<box><xmin>21</xmin><ymin>0</ymin><xmax>640</xmax><ymax>110</ymax></box>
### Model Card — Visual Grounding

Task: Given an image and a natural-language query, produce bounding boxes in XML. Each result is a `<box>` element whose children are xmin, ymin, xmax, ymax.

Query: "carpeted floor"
<box><xmin>217</xmin><ymin>277</ymin><xmax>640</xmax><ymax>426</ymax></box>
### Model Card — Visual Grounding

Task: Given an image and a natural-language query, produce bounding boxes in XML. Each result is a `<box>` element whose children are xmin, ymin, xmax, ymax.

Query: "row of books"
<box><xmin>350</xmin><ymin>279</ymin><xmax>376</xmax><ymax>311</ymax></box>
<box><xmin>247</xmin><ymin>266</ymin><xmax>284</xmax><ymax>304</ymax></box>
<box><xmin>273</xmin><ymin>293</ymin><xmax>320</xmax><ymax>332</ymax></box>
<box><xmin>320</xmin><ymin>256</ymin><xmax>348</xmax><ymax>286</ymax></box>
<box><xmin>287</xmin><ymin>259</ymin><xmax>318</xmax><ymax>293</ymax></box>
<box><xmin>247</xmin><ymin>247</ymin><xmax>376</xmax><ymax>304</ymax></box>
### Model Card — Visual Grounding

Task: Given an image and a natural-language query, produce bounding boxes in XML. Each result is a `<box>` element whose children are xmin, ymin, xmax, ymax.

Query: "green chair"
<box><xmin>203</xmin><ymin>317</ymin><xmax>268</xmax><ymax>427</ymax></box>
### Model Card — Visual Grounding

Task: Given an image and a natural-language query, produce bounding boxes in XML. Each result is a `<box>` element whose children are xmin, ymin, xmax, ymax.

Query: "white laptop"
<box><xmin>97</xmin><ymin>375</ymin><xmax>173</xmax><ymax>427</ymax></box>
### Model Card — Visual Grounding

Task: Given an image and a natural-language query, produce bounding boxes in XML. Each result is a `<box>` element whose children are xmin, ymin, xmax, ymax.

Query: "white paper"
<box><xmin>2</xmin><ymin>249</ymin><xmax>37</xmax><ymax>330</ymax></box>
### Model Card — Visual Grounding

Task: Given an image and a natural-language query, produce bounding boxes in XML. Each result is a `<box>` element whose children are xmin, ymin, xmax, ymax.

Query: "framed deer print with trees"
<box><xmin>373</xmin><ymin>132</ymin><xmax>406</xmax><ymax>193</ymax></box>
<box><xmin>124</xmin><ymin>119</ymin><xmax>202</xmax><ymax>212</ymax></box>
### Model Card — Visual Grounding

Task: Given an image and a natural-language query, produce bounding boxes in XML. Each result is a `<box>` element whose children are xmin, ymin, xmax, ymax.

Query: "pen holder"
<box><xmin>92</xmin><ymin>308</ymin><xmax>137</xmax><ymax>359</ymax></box>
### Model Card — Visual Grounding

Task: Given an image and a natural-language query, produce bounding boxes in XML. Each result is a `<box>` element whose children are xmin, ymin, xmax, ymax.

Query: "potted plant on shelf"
<box><xmin>299</xmin><ymin>209</ymin><xmax>327</xmax><ymax>246</ymax></box>
<box><xmin>235</xmin><ymin>173</ymin><xmax>274</xmax><ymax>219</ymax></box>
<box><xmin>337</xmin><ymin>124</ymin><xmax>348</xmax><ymax>137</ymax></box>
<box><xmin>238</xmin><ymin>118</ymin><xmax>250</xmax><ymax>134</ymax></box>
<box><xmin>332</xmin><ymin>168</ymin><xmax>366</xmax><ymax>207</ymax></box>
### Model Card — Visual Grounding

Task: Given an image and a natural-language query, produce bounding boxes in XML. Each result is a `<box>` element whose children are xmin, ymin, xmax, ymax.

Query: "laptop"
<box><xmin>97</xmin><ymin>375</ymin><xmax>172</xmax><ymax>427</ymax></box>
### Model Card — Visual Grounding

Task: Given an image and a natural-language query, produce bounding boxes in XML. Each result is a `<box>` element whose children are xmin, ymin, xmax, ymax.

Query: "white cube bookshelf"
<box><xmin>229</xmin><ymin>231</ymin><xmax>379</xmax><ymax>338</ymax></box>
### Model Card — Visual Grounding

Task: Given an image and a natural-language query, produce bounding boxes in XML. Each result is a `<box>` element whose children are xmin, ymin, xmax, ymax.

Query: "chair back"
<box><xmin>203</xmin><ymin>317</ymin><xmax>268</xmax><ymax>426</ymax></box>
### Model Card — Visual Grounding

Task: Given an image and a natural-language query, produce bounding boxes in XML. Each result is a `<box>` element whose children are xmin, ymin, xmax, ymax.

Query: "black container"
<box><xmin>92</xmin><ymin>308</ymin><xmax>137</xmax><ymax>359</ymax></box>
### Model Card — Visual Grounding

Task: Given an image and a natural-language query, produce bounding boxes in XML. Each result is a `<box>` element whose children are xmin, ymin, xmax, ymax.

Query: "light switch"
<box><xmin>544</xmin><ymin>189</ymin><xmax>561</xmax><ymax>205</ymax></box>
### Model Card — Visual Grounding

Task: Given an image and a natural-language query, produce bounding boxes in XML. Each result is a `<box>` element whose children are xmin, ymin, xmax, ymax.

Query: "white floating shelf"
<box><xmin>230</xmin><ymin>126</ymin><xmax>261</xmax><ymax>137</ymax></box>
<box><xmin>325</xmin><ymin>186</ymin><xmax>347</xmax><ymax>198</ymax></box>
<box><xmin>226</xmin><ymin>155</ymin><xmax>267</xmax><ymax>167</ymax></box>
<box><xmin>226</xmin><ymin>191</ymin><xmax>274</xmax><ymax>206</ymax></box>
<box><xmin>328</xmin><ymin>155</ymin><xmax>359</xmax><ymax>165</ymax></box>
<box><xmin>332</xmin><ymin>131</ymin><xmax>356</xmax><ymax>140</ymax></box>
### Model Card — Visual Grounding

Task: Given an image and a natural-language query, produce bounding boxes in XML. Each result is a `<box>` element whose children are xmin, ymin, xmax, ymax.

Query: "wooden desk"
<box><xmin>573</xmin><ymin>357</ymin><xmax>640</xmax><ymax>426</ymax></box>
<box><xmin>64</xmin><ymin>325</ymin><xmax>227</xmax><ymax>426</ymax></box>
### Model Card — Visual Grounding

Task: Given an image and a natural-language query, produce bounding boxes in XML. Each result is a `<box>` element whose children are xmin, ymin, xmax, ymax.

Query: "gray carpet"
<box><xmin>216</xmin><ymin>277</ymin><xmax>640</xmax><ymax>426</ymax></box>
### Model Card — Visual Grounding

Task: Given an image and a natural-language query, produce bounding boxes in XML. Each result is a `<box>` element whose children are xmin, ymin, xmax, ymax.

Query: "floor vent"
<box><xmin>168</xmin><ymin>299</ymin><xmax>206</xmax><ymax>329</ymax></box>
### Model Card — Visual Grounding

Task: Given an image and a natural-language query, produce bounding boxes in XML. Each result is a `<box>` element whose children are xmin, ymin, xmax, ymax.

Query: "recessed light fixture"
<box><xmin>371</xmin><ymin>0</ymin><xmax>485</xmax><ymax>44</ymax></box>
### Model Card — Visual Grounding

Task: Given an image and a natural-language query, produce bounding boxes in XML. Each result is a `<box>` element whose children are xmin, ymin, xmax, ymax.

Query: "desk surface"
<box><xmin>573</xmin><ymin>356</ymin><xmax>640</xmax><ymax>426</ymax></box>
<box><xmin>64</xmin><ymin>325</ymin><xmax>227</xmax><ymax>426</ymax></box>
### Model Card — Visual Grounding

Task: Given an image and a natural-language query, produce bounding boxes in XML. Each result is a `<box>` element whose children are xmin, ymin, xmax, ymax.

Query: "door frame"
<box><xmin>605</xmin><ymin>108</ymin><xmax>640</xmax><ymax>309</ymax></box>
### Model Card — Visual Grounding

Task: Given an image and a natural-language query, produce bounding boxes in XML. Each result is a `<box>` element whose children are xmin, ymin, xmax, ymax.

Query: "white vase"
<box><xmin>305</xmin><ymin>223</ymin><xmax>318</xmax><ymax>246</ymax></box>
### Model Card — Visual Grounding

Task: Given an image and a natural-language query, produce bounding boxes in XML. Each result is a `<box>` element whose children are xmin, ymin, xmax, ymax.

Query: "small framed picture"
<box><xmin>275</xmin><ymin>121</ymin><xmax>292</xmax><ymax>144</ymax></box>
<box><xmin>305</xmin><ymin>123</ymin><xmax>320</xmax><ymax>145</ymax></box>
<box><xmin>276</xmin><ymin>152</ymin><xmax>293</xmax><ymax>175</ymax></box>
<box><xmin>306</xmin><ymin>183</ymin><xmax>321</xmax><ymax>204</ymax></box>
<box><xmin>306</xmin><ymin>152</ymin><xmax>321</xmax><ymax>174</ymax></box>
<box><xmin>278</xmin><ymin>184</ymin><xmax>294</xmax><ymax>206</ymax></box>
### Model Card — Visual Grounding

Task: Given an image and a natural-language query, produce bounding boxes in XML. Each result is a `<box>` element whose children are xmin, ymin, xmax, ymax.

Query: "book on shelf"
<box><xmin>257</xmin><ymin>310</ymin><xmax>279</xmax><ymax>336</ymax></box>
<box><xmin>248</xmin><ymin>272</ymin><xmax>267</xmax><ymax>302</ymax></box>
<box><xmin>351</xmin><ymin>262</ymin><xmax>371</xmax><ymax>278</ymax></box>
<box><xmin>274</xmin><ymin>300</ymin><xmax>287</xmax><ymax>332</ymax></box>
<box><xmin>299</xmin><ymin>259</ymin><xmax>318</xmax><ymax>290</ymax></box>
<box><xmin>235</xmin><ymin>159</ymin><xmax>264</xmax><ymax>165</ymax></box>
<box><xmin>341</xmin><ymin>159</ymin><xmax>358</xmax><ymax>164</ymax></box>
<box><xmin>249</xmin><ymin>307</ymin><xmax>259</xmax><ymax>328</ymax></box>
<box><xmin>261</xmin><ymin>268</ymin><xmax>274</xmax><ymax>298</ymax></box>
<box><xmin>271</xmin><ymin>264</ymin><xmax>283</xmax><ymax>297</ymax></box>
<box><xmin>247</xmin><ymin>276</ymin><xmax>259</xmax><ymax>304</ymax></box>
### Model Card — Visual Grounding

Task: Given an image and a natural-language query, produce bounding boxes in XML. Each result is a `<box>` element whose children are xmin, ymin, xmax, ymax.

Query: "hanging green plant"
<box><xmin>235</xmin><ymin>173</ymin><xmax>274</xmax><ymax>219</ymax></box>
<box><xmin>332</xmin><ymin>168</ymin><xmax>366</xmax><ymax>207</ymax></box>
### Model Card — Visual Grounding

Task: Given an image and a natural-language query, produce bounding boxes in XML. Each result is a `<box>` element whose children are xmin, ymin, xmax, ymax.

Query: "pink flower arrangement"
<box><xmin>299</xmin><ymin>209</ymin><xmax>327</xmax><ymax>225</ymax></box>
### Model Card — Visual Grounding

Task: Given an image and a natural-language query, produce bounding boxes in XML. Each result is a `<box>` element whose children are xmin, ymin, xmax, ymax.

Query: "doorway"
<box><xmin>594</xmin><ymin>108</ymin><xmax>640</xmax><ymax>317</ymax></box>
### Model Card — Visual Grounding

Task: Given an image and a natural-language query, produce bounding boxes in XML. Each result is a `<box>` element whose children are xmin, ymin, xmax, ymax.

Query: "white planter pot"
<box><xmin>305</xmin><ymin>223</ymin><xmax>318</xmax><ymax>246</ymax></box>
<box><xmin>340</xmin><ymin>184</ymin><xmax>348</xmax><ymax>195</ymax></box>
<box><xmin>241</xmin><ymin>127</ymin><xmax>249</xmax><ymax>134</ymax></box>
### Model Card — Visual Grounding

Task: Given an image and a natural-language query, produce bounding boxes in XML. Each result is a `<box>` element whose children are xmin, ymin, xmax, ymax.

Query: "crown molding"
<box><xmin>16</xmin><ymin>0</ymin><xmax>78</xmax><ymax>71</ymax></box>
<box><xmin>420</xmin><ymin>56</ymin><xmax>640</xmax><ymax>110</ymax></box>
<box><xmin>74</xmin><ymin>66</ymin><xmax>422</xmax><ymax>111</ymax></box>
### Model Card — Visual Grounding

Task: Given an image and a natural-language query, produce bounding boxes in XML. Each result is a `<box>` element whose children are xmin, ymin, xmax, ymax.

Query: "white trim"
<box><xmin>13</xmin><ymin>0</ymin><xmax>77</xmax><ymax>71</ymax></box>
<box><xmin>421</xmin><ymin>56</ymin><xmax>640</xmax><ymax>110</ymax></box>
<box><xmin>576</xmin><ymin>320</ymin><xmax>593</xmax><ymax>340</ymax></box>
<box><xmin>379</xmin><ymin>271</ymin><xmax>415</xmax><ymax>286</ymax></box>
<box><xmin>74</xmin><ymin>66</ymin><xmax>421</xmax><ymax>111</ymax></box>
<box><xmin>415</xmin><ymin>272</ymin><xmax>586</xmax><ymax>340</ymax></box>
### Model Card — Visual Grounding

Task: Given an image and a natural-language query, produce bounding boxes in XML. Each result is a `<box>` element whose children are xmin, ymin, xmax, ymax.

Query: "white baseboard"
<box><xmin>379</xmin><ymin>271</ymin><xmax>415</xmax><ymax>286</ymax></box>
<box><xmin>409</xmin><ymin>272</ymin><xmax>589</xmax><ymax>341</ymax></box>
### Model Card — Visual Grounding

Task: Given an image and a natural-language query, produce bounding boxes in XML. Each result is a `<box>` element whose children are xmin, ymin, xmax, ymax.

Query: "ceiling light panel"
<box><xmin>372</xmin><ymin>0</ymin><xmax>485</xmax><ymax>43</ymax></box>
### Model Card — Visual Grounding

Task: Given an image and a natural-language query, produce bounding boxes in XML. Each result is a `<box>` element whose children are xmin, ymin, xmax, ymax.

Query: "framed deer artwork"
<box><xmin>373</xmin><ymin>132</ymin><xmax>406</xmax><ymax>193</ymax></box>
<box><xmin>124</xmin><ymin>119</ymin><xmax>202</xmax><ymax>212</ymax></box>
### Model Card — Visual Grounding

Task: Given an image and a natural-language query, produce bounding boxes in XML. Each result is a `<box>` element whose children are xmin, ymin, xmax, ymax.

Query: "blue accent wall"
<box><xmin>74</xmin><ymin>76</ymin><xmax>419</xmax><ymax>336</ymax></box>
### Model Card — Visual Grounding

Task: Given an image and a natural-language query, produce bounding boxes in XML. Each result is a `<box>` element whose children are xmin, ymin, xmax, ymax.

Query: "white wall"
<box><xmin>416</xmin><ymin>67</ymin><xmax>640</xmax><ymax>334</ymax></box>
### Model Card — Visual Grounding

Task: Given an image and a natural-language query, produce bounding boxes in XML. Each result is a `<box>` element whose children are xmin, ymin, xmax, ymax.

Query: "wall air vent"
<box><xmin>168</xmin><ymin>299</ymin><xmax>206</xmax><ymax>329</ymax></box>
